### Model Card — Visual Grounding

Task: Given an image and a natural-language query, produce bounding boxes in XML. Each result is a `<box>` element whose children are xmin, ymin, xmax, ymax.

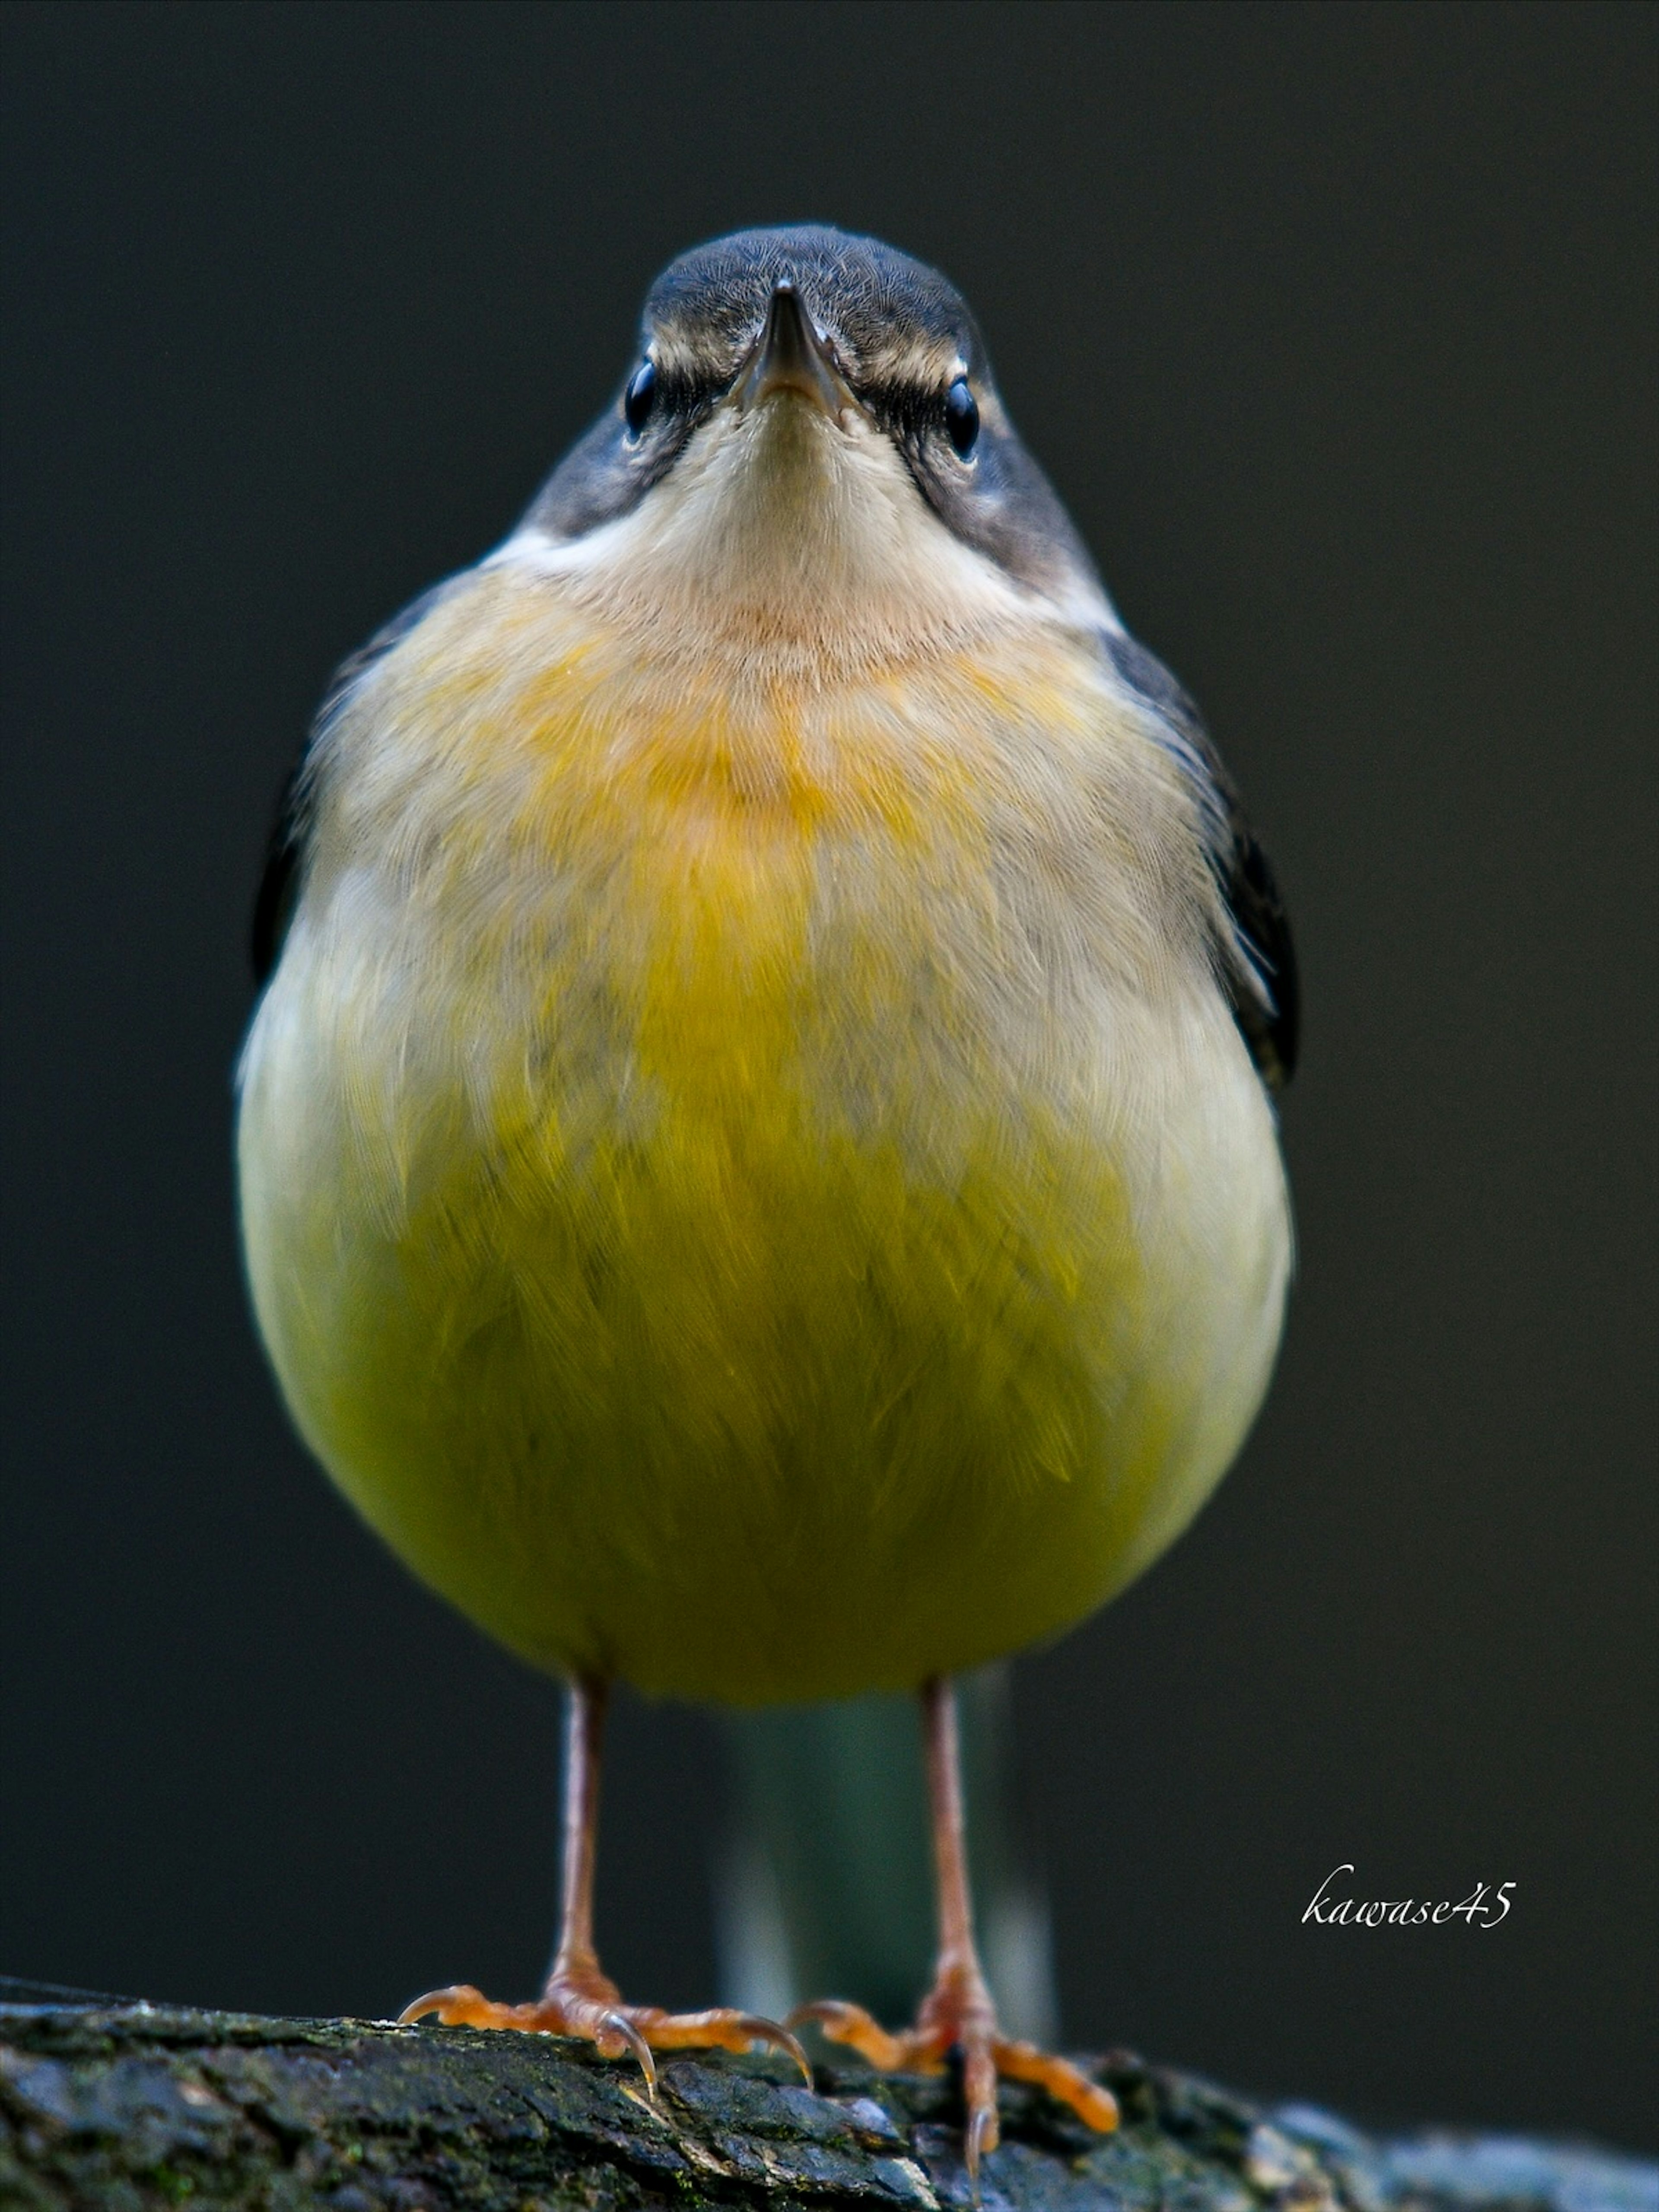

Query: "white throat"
<box><xmin>491</xmin><ymin>395</ymin><xmax>1103</xmax><ymax>672</ymax></box>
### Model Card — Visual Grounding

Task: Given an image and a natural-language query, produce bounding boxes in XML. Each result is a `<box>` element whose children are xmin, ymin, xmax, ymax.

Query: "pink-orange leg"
<box><xmin>400</xmin><ymin>1678</ymin><xmax>808</xmax><ymax>2098</ymax></box>
<box><xmin>795</xmin><ymin>1676</ymin><xmax>1118</xmax><ymax>2178</ymax></box>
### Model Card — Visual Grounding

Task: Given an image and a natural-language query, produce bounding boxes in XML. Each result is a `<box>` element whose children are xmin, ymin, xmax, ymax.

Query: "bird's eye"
<box><xmin>624</xmin><ymin>360</ymin><xmax>658</xmax><ymax>437</ymax></box>
<box><xmin>944</xmin><ymin>376</ymin><xmax>979</xmax><ymax>459</ymax></box>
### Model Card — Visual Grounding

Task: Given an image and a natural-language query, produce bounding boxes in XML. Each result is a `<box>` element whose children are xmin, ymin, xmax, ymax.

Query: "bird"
<box><xmin>236</xmin><ymin>223</ymin><xmax>1296</xmax><ymax>2176</ymax></box>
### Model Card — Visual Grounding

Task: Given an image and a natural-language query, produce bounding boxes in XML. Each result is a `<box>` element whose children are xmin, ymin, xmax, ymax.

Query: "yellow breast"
<box><xmin>236</xmin><ymin>566</ymin><xmax>1290</xmax><ymax>1702</ymax></box>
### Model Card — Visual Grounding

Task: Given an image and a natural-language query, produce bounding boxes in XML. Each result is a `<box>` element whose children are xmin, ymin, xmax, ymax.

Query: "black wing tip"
<box><xmin>248</xmin><ymin>581</ymin><xmax>455</xmax><ymax>993</ymax></box>
<box><xmin>250</xmin><ymin>754</ymin><xmax>315</xmax><ymax>989</ymax></box>
<box><xmin>1231</xmin><ymin>835</ymin><xmax>1299</xmax><ymax>1092</ymax></box>
<box><xmin>250</xmin><ymin>832</ymin><xmax>295</xmax><ymax>987</ymax></box>
<box><xmin>1105</xmin><ymin>627</ymin><xmax>1299</xmax><ymax>1095</ymax></box>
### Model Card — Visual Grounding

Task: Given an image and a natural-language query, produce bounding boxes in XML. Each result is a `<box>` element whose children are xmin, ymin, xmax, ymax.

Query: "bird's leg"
<box><xmin>796</xmin><ymin>1675</ymin><xmax>1118</xmax><ymax>2176</ymax></box>
<box><xmin>400</xmin><ymin>1677</ymin><xmax>808</xmax><ymax>2093</ymax></box>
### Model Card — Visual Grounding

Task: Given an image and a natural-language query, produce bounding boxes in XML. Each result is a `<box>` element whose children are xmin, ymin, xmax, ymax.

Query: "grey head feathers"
<box><xmin>524</xmin><ymin>224</ymin><xmax>1101</xmax><ymax>608</ymax></box>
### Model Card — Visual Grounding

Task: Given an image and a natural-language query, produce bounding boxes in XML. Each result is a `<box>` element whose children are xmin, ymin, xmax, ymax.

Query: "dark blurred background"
<box><xmin>3</xmin><ymin>0</ymin><xmax>1654</xmax><ymax>2150</ymax></box>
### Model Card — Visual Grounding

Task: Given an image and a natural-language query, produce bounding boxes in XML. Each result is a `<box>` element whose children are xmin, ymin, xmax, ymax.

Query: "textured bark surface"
<box><xmin>1</xmin><ymin>1999</ymin><xmax>1654</xmax><ymax>2212</ymax></box>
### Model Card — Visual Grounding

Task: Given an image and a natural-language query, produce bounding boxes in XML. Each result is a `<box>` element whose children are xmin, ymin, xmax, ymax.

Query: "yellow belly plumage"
<box><xmin>237</xmin><ymin>565</ymin><xmax>1290</xmax><ymax>1703</ymax></box>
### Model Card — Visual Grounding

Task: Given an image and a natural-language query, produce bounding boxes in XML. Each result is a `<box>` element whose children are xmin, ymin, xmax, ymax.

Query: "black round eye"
<box><xmin>623</xmin><ymin>359</ymin><xmax>657</xmax><ymax>437</ymax></box>
<box><xmin>944</xmin><ymin>376</ymin><xmax>979</xmax><ymax>458</ymax></box>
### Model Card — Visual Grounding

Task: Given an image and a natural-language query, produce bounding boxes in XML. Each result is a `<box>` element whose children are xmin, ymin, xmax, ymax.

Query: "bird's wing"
<box><xmin>250</xmin><ymin>583</ymin><xmax>456</xmax><ymax>987</ymax></box>
<box><xmin>250</xmin><ymin>753</ymin><xmax>312</xmax><ymax>988</ymax></box>
<box><xmin>1102</xmin><ymin>631</ymin><xmax>1299</xmax><ymax>1093</ymax></box>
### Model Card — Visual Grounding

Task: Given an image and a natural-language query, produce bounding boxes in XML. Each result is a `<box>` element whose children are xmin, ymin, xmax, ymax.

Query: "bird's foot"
<box><xmin>400</xmin><ymin>1966</ymin><xmax>810</xmax><ymax>2099</ymax></box>
<box><xmin>795</xmin><ymin>1963</ymin><xmax>1117</xmax><ymax>2177</ymax></box>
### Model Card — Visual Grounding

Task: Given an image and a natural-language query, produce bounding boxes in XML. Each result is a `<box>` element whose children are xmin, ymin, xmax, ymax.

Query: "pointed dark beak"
<box><xmin>731</xmin><ymin>282</ymin><xmax>859</xmax><ymax>423</ymax></box>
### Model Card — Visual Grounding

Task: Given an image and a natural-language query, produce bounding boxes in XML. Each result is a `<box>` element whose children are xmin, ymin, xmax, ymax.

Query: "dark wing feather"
<box><xmin>250</xmin><ymin>758</ymin><xmax>313</xmax><ymax>986</ymax></box>
<box><xmin>248</xmin><ymin>582</ymin><xmax>455</xmax><ymax>989</ymax></box>
<box><xmin>1104</xmin><ymin>632</ymin><xmax>1299</xmax><ymax>1093</ymax></box>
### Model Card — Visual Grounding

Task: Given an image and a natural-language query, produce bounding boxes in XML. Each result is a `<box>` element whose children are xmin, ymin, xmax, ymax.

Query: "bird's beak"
<box><xmin>730</xmin><ymin>282</ymin><xmax>861</xmax><ymax>424</ymax></box>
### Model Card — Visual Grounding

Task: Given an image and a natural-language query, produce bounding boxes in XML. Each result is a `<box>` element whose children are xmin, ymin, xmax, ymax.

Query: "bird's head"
<box><xmin>509</xmin><ymin>226</ymin><xmax>1110</xmax><ymax>656</ymax></box>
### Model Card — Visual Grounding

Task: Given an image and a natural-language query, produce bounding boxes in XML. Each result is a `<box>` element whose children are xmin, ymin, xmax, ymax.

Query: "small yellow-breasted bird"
<box><xmin>238</xmin><ymin>226</ymin><xmax>1295</xmax><ymax>2171</ymax></box>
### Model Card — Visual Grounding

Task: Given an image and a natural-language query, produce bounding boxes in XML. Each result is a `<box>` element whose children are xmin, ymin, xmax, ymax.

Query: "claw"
<box><xmin>602</xmin><ymin>2007</ymin><xmax>658</xmax><ymax>2098</ymax></box>
<box><xmin>962</xmin><ymin>2038</ymin><xmax>1000</xmax><ymax>2176</ymax></box>
<box><xmin>397</xmin><ymin>1984</ymin><xmax>483</xmax><ymax>2028</ymax></box>
<box><xmin>966</xmin><ymin>2101</ymin><xmax>997</xmax><ymax>2187</ymax></box>
<box><xmin>736</xmin><ymin>2012</ymin><xmax>814</xmax><ymax>2088</ymax></box>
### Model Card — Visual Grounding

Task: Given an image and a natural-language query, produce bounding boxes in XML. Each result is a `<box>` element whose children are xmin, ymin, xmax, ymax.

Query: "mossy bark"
<box><xmin>1</xmin><ymin>1999</ymin><xmax>1652</xmax><ymax>2212</ymax></box>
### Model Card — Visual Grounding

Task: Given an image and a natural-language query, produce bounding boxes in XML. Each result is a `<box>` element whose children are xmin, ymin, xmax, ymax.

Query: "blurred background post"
<box><xmin>718</xmin><ymin>1671</ymin><xmax>1056</xmax><ymax>2043</ymax></box>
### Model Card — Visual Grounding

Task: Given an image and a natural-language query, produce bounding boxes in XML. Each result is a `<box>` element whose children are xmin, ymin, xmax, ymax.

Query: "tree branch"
<box><xmin>1</xmin><ymin>1996</ymin><xmax>1652</xmax><ymax>2212</ymax></box>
